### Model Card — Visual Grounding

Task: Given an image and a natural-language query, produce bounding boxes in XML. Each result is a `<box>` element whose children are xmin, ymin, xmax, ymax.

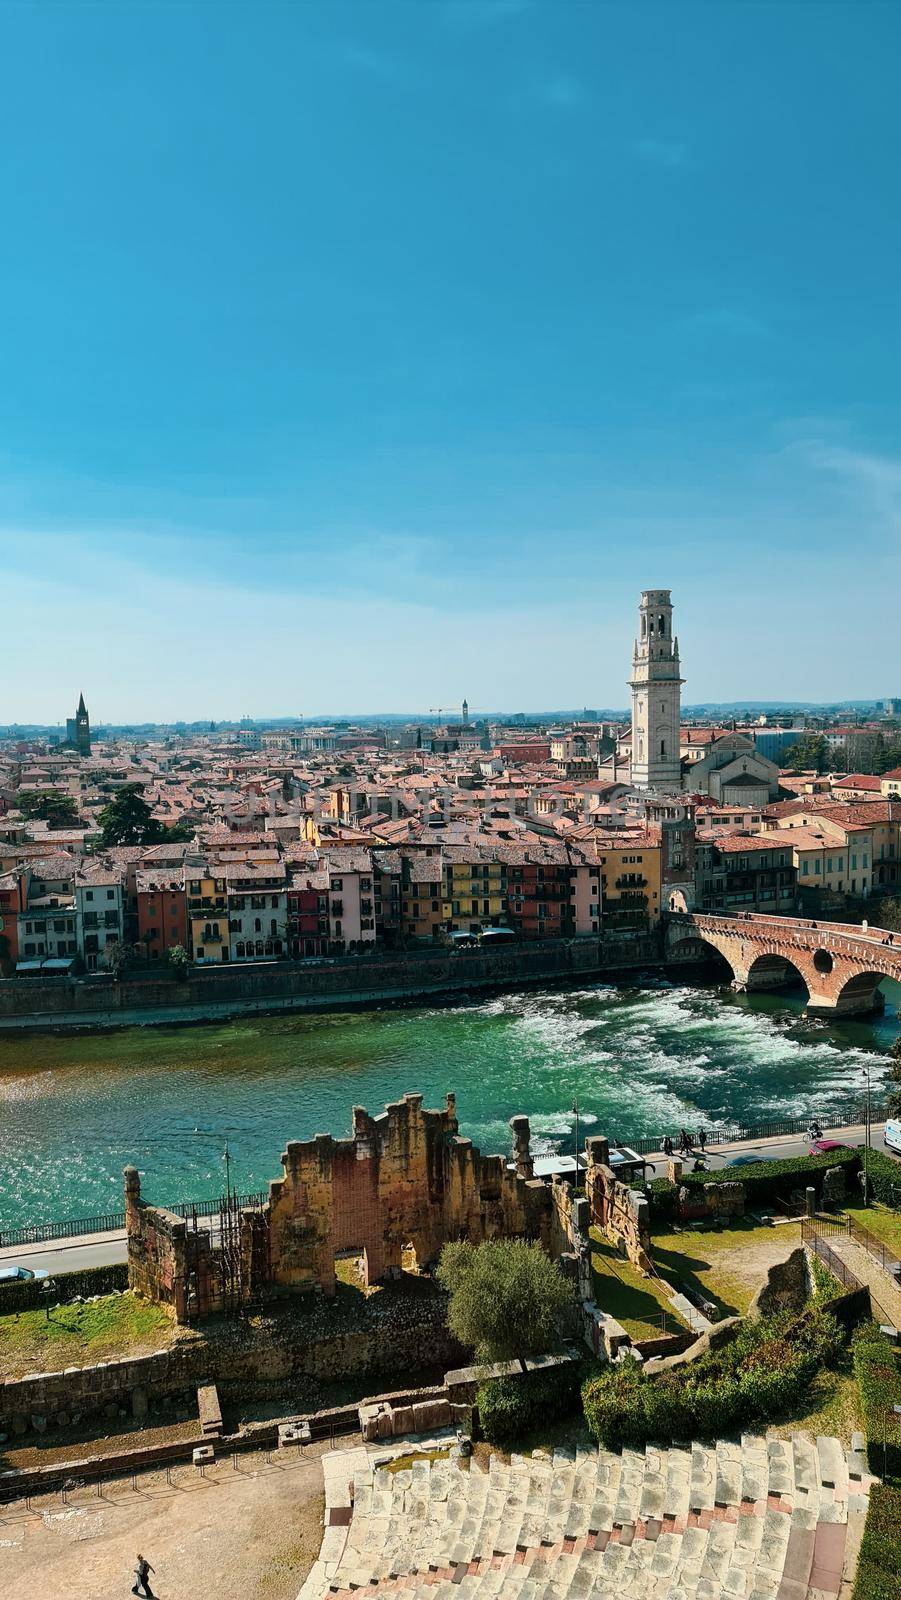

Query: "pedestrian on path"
<box><xmin>662</xmin><ymin>1134</ymin><xmax>674</xmax><ymax>1157</ymax></box>
<box><xmin>697</xmin><ymin>1128</ymin><xmax>707</xmax><ymax>1152</ymax></box>
<box><xmin>132</xmin><ymin>1554</ymin><xmax>156</xmax><ymax>1597</ymax></box>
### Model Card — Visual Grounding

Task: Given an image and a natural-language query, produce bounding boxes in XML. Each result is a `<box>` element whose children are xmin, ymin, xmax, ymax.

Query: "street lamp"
<box><xmin>862</xmin><ymin>1063</ymin><xmax>872</xmax><ymax>1207</ymax></box>
<box><xmin>572</xmin><ymin>1098</ymin><xmax>581</xmax><ymax>1180</ymax></box>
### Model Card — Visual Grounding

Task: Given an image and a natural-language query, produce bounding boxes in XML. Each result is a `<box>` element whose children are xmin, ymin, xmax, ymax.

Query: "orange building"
<box><xmin>136</xmin><ymin>868</ymin><xmax>188</xmax><ymax>960</ymax></box>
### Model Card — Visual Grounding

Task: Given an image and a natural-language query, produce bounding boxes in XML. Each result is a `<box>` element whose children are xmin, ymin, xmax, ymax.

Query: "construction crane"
<box><xmin>428</xmin><ymin>699</ymin><xmax>476</xmax><ymax>721</ymax></box>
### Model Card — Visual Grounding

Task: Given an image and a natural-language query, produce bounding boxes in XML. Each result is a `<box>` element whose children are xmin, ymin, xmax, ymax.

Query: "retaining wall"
<box><xmin>0</xmin><ymin>1287</ymin><xmax>462</xmax><ymax>1439</ymax></box>
<box><xmin>0</xmin><ymin>934</ymin><xmax>662</xmax><ymax>1032</ymax></box>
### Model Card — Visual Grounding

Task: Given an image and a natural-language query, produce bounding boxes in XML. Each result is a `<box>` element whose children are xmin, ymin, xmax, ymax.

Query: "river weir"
<box><xmin>0</xmin><ymin>976</ymin><xmax>897</xmax><ymax>1231</ymax></box>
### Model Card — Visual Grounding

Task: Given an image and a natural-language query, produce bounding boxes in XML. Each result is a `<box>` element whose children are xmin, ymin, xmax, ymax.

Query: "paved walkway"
<box><xmin>824</xmin><ymin>1233</ymin><xmax>901</xmax><ymax>1327</ymax></box>
<box><xmin>0</xmin><ymin>1444</ymin><xmax>327</xmax><ymax>1600</ymax></box>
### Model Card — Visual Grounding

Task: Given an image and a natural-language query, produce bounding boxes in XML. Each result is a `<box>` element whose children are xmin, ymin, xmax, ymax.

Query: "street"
<box><xmin>1</xmin><ymin>1123</ymin><xmax>898</xmax><ymax>1279</ymax></box>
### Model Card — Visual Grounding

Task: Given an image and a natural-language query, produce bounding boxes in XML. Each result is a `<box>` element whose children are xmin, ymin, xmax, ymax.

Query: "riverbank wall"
<box><xmin>0</xmin><ymin>931</ymin><xmax>670</xmax><ymax>1033</ymax></box>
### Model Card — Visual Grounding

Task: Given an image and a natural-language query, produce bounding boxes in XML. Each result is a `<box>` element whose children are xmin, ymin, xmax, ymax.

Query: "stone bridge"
<box><xmin>666</xmin><ymin>910</ymin><xmax>901</xmax><ymax>1015</ymax></box>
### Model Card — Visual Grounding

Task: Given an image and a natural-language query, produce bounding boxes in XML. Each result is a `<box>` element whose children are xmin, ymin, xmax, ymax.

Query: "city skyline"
<box><xmin>3</xmin><ymin>0</ymin><xmax>900</xmax><ymax>717</ymax></box>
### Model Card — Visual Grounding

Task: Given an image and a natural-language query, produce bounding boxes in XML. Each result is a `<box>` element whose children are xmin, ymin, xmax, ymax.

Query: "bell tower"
<box><xmin>629</xmin><ymin>589</ymin><xmax>683</xmax><ymax>790</ymax></box>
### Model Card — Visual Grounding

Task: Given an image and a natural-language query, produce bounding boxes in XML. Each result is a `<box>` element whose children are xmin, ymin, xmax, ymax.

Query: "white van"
<box><xmin>885</xmin><ymin>1119</ymin><xmax>901</xmax><ymax>1154</ymax></box>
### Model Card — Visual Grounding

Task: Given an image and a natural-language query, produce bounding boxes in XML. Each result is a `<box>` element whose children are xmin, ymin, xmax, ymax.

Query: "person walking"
<box><xmin>132</xmin><ymin>1554</ymin><xmax>155</xmax><ymax>1597</ymax></box>
<box><xmin>662</xmin><ymin>1134</ymin><xmax>674</xmax><ymax>1158</ymax></box>
<box><xmin>697</xmin><ymin>1128</ymin><xmax>707</xmax><ymax>1152</ymax></box>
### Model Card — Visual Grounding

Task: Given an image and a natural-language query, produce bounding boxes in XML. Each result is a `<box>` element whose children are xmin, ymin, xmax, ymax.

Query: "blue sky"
<box><xmin>2</xmin><ymin>0</ymin><xmax>899</xmax><ymax>722</ymax></box>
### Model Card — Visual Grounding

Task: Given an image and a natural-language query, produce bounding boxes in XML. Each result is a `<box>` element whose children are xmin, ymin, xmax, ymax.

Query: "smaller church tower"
<box><xmin>462</xmin><ymin>699</ymin><xmax>469</xmax><ymax>724</ymax></box>
<box><xmin>629</xmin><ymin>590</ymin><xmax>683</xmax><ymax>791</ymax></box>
<box><xmin>74</xmin><ymin>692</ymin><xmax>91</xmax><ymax>756</ymax></box>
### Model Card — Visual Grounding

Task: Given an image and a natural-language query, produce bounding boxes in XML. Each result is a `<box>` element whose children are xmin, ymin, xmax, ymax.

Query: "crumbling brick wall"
<box><xmin>584</xmin><ymin>1137</ymin><xmax>652</xmax><ymax>1272</ymax></box>
<box><xmin>266</xmin><ymin>1093</ymin><xmax>551</xmax><ymax>1295</ymax></box>
<box><xmin>127</xmin><ymin>1094</ymin><xmax>554</xmax><ymax>1314</ymax></box>
<box><xmin>124</xmin><ymin>1167</ymin><xmax>232</xmax><ymax>1323</ymax></box>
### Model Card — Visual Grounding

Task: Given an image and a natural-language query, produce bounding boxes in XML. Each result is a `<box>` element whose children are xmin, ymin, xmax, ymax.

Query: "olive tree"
<box><xmin>437</xmin><ymin>1238</ymin><xmax>572</xmax><ymax>1363</ymax></box>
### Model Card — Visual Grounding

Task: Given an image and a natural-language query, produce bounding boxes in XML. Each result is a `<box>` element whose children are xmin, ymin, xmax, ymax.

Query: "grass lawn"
<box><xmin>650</xmin><ymin>1219</ymin><xmax>803</xmax><ymax>1320</ymax></box>
<box><xmin>0</xmin><ymin>1292</ymin><xmax>175</xmax><ymax>1379</ymax></box>
<box><xmin>842</xmin><ymin>1203</ymin><xmax>901</xmax><ymax>1257</ymax></box>
<box><xmin>766</xmin><ymin>1361</ymin><xmax>864</xmax><ymax>1448</ymax></box>
<box><xmin>588</xmin><ymin>1228</ymin><xmax>687</xmax><ymax>1339</ymax></box>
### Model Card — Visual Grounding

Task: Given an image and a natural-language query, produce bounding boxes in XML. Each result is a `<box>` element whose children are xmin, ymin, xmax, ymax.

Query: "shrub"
<box><xmin>646</xmin><ymin>1147</ymin><xmax>861</xmax><ymax>1216</ymax></box>
<box><xmin>853</xmin><ymin>1322</ymin><xmax>901</xmax><ymax>1480</ymax></box>
<box><xmin>861</xmin><ymin>1148</ymin><xmax>901</xmax><ymax>1208</ymax></box>
<box><xmin>478</xmin><ymin>1360</ymin><xmax>585</xmax><ymax>1447</ymax></box>
<box><xmin>809</xmin><ymin>1252</ymin><xmax>844</xmax><ymax>1300</ymax></box>
<box><xmin>582</xmin><ymin>1306</ymin><xmax>844</xmax><ymax>1450</ymax></box>
<box><xmin>853</xmin><ymin>1485</ymin><xmax>901</xmax><ymax>1600</ymax></box>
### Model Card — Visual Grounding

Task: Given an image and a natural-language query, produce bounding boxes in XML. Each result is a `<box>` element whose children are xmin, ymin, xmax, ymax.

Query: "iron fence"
<box><xmin>800</xmin><ymin>1218</ymin><xmax>863</xmax><ymax>1292</ymax></box>
<box><xmin>0</xmin><ymin>1190</ymin><xmax>266</xmax><ymax>1250</ymax></box>
<box><xmin>628</xmin><ymin>1104</ymin><xmax>888</xmax><ymax>1158</ymax></box>
<box><xmin>848</xmin><ymin>1216</ymin><xmax>901</xmax><ymax>1281</ymax></box>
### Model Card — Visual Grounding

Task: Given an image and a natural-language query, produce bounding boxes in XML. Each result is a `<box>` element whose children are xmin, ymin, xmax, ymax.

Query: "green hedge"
<box><xmin>647</xmin><ymin>1146</ymin><xmax>861</xmax><ymax>1215</ymax></box>
<box><xmin>582</xmin><ymin>1306</ymin><xmax>844</xmax><ymax>1451</ymax></box>
<box><xmin>0</xmin><ymin>1262</ymin><xmax>129</xmax><ymax>1315</ymax></box>
<box><xmin>853</xmin><ymin>1484</ymin><xmax>901</xmax><ymax>1600</ymax></box>
<box><xmin>853</xmin><ymin>1322</ymin><xmax>901</xmax><ymax>1480</ymax></box>
<box><xmin>861</xmin><ymin>1148</ymin><xmax>901</xmax><ymax>1207</ymax></box>
<box><xmin>477</xmin><ymin>1360</ymin><xmax>585</xmax><ymax>1448</ymax></box>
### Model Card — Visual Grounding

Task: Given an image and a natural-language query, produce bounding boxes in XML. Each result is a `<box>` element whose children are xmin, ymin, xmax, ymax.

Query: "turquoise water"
<box><xmin>0</xmin><ymin>976</ymin><xmax>897</xmax><ymax>1229</ymax></box>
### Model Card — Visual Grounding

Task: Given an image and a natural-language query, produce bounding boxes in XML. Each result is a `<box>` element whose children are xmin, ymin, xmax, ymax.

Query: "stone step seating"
<box><xmin>301</xmin><ymin>1433</ymin><xmax>873</xmax><ymax>1600</ymax></box>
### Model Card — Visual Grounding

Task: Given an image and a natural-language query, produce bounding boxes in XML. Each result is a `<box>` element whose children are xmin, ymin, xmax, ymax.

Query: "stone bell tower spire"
<box><xmin>629</xmin><ymin>589</ymin><xmax>683</xmax><ymax>791</ymax></box>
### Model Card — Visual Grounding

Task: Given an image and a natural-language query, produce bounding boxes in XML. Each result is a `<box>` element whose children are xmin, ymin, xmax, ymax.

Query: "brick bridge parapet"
<box><xmin>666</xmin><ymin>910</ymin><xmax>901</xmax><ymax>1015</ymax></box>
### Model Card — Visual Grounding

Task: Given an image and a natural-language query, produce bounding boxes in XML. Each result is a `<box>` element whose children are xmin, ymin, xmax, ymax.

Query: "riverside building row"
<box><xmin>0</xmin><ymin>835</ymin><xmax>663</xmax><ymax>971</ymax></box>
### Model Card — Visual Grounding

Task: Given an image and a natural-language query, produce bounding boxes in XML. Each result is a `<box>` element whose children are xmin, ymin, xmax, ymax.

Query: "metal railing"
<box><xmin>847</xmin><ymin>1216</ymin><xmax>901</xmax><ymax>1282</ymax></box>
<box><xmin>800</xmin><ymin>1218</ymin><xmax>864</xmax><ymax>1292</ymax></box>
<box><xmin>0</xmin><ymin>1190</ymin><xmax>266</xmax><ymax>1250</ymax></box>
<box><xmin>628</xmin><ymin>1104</ymin><xmax>888</xmax><ymax>1158</ymax></box>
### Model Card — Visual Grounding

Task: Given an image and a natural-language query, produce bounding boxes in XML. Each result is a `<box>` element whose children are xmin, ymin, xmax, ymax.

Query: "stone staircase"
<box><xmin>297</xmin><ymin>1432</ymin><xmax>876</xmax><ymax>1600</ymax></box>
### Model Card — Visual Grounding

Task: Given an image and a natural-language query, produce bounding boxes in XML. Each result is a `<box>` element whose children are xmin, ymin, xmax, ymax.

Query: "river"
<box><xmin>0</xmin><ymin>976</ymin><xmax>898</xmax><ymax>1229</ymax></box>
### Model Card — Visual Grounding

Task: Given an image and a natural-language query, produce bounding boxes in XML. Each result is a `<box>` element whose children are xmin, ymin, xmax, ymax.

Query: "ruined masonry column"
<box><xmin>509</xmin><ymin>1115</ymin><xmax>533</xmax><ymax>1179</ymax></box>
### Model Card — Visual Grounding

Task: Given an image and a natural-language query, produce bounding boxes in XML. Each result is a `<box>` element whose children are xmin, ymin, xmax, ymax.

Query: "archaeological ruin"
<box><xmin>124</xmin><ymin>1091</ymin><xmax>651</xmax><ymax>1322</ymax></box>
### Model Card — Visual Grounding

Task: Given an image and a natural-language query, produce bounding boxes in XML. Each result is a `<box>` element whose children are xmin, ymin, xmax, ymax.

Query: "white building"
<box><xmin>225</xmin><ymin>859</ymin><xmax>288</xmax><ymax>960</ymax></box>
<box><xmin>75</xmin><ymin>860</ymin><xmax>125</xmax><ymax>970</ymax></box>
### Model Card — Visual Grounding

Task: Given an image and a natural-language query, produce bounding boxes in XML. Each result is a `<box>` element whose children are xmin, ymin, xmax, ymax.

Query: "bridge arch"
<box><xmin>832</xmin><ymin>969</ymin><xmax>888</xmax><ymax>1017</ymax></box>
<box><xmin>745</xmin><ymin>951</ymin><xmax>810</xmax><ymax>997</ymax></box>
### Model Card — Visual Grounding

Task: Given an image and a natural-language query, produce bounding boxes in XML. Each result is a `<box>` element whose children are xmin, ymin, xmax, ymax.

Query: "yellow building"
<box><xmin>185</xmin><ymin>865</ymin><xmax>229</xmax><ymax>963</ymax></box>
<box><xmin>596</xmin><ymin>832</ymin><xmax>662</xmax><ymax>927</ymax></box>
<box><xmin>442</xmin><ymin>849</ymin><xmax>506</xmax><ymax>932</ymax></box>
<box><xmin>401</xmin><ymin>854</ymin><xmax>445</xmax><ymax>940</ymax></box>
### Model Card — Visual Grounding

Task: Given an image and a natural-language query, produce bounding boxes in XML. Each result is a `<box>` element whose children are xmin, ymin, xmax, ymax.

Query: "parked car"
<box><xmin>808</xmin><ymin>1138</ymin><xmax>850</xmax><ymax>1157</ymax></box>
<box><xmin>0</xmin><ymin>1264</ymin><xmax>48</xmax><ymax>1283</ymax></box>
<box><xmin>884</xmin><ymin>1119</ymin><xmax>901</xmax><ymax>1155</ymax></box>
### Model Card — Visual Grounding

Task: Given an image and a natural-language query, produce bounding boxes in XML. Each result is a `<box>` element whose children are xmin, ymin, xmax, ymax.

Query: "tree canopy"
<box><xmin>17</xmin><ymin>789</ymin><xmax>80</xmax><ymax>828</ymax></box>
<box><xmin>437</xmin><ymin>1238</ymin><xmax>572</xmax><ymax>1363</ymax></box>
<box><xmin>95</xmin><ymin>784</ymin><xmax>193</xmax><ymax>847</ymax></box>
<box><xmin>784</xmin><ymin>733</ymin><xmax>830</xmax><ymax>774</ymax></box>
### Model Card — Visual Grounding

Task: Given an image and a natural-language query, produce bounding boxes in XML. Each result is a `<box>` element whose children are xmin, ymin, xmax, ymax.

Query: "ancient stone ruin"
<box><xmin>125</xmin><ymin>1091</ymin><xmax>651</xmax><ymax>1323</ymax></box>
